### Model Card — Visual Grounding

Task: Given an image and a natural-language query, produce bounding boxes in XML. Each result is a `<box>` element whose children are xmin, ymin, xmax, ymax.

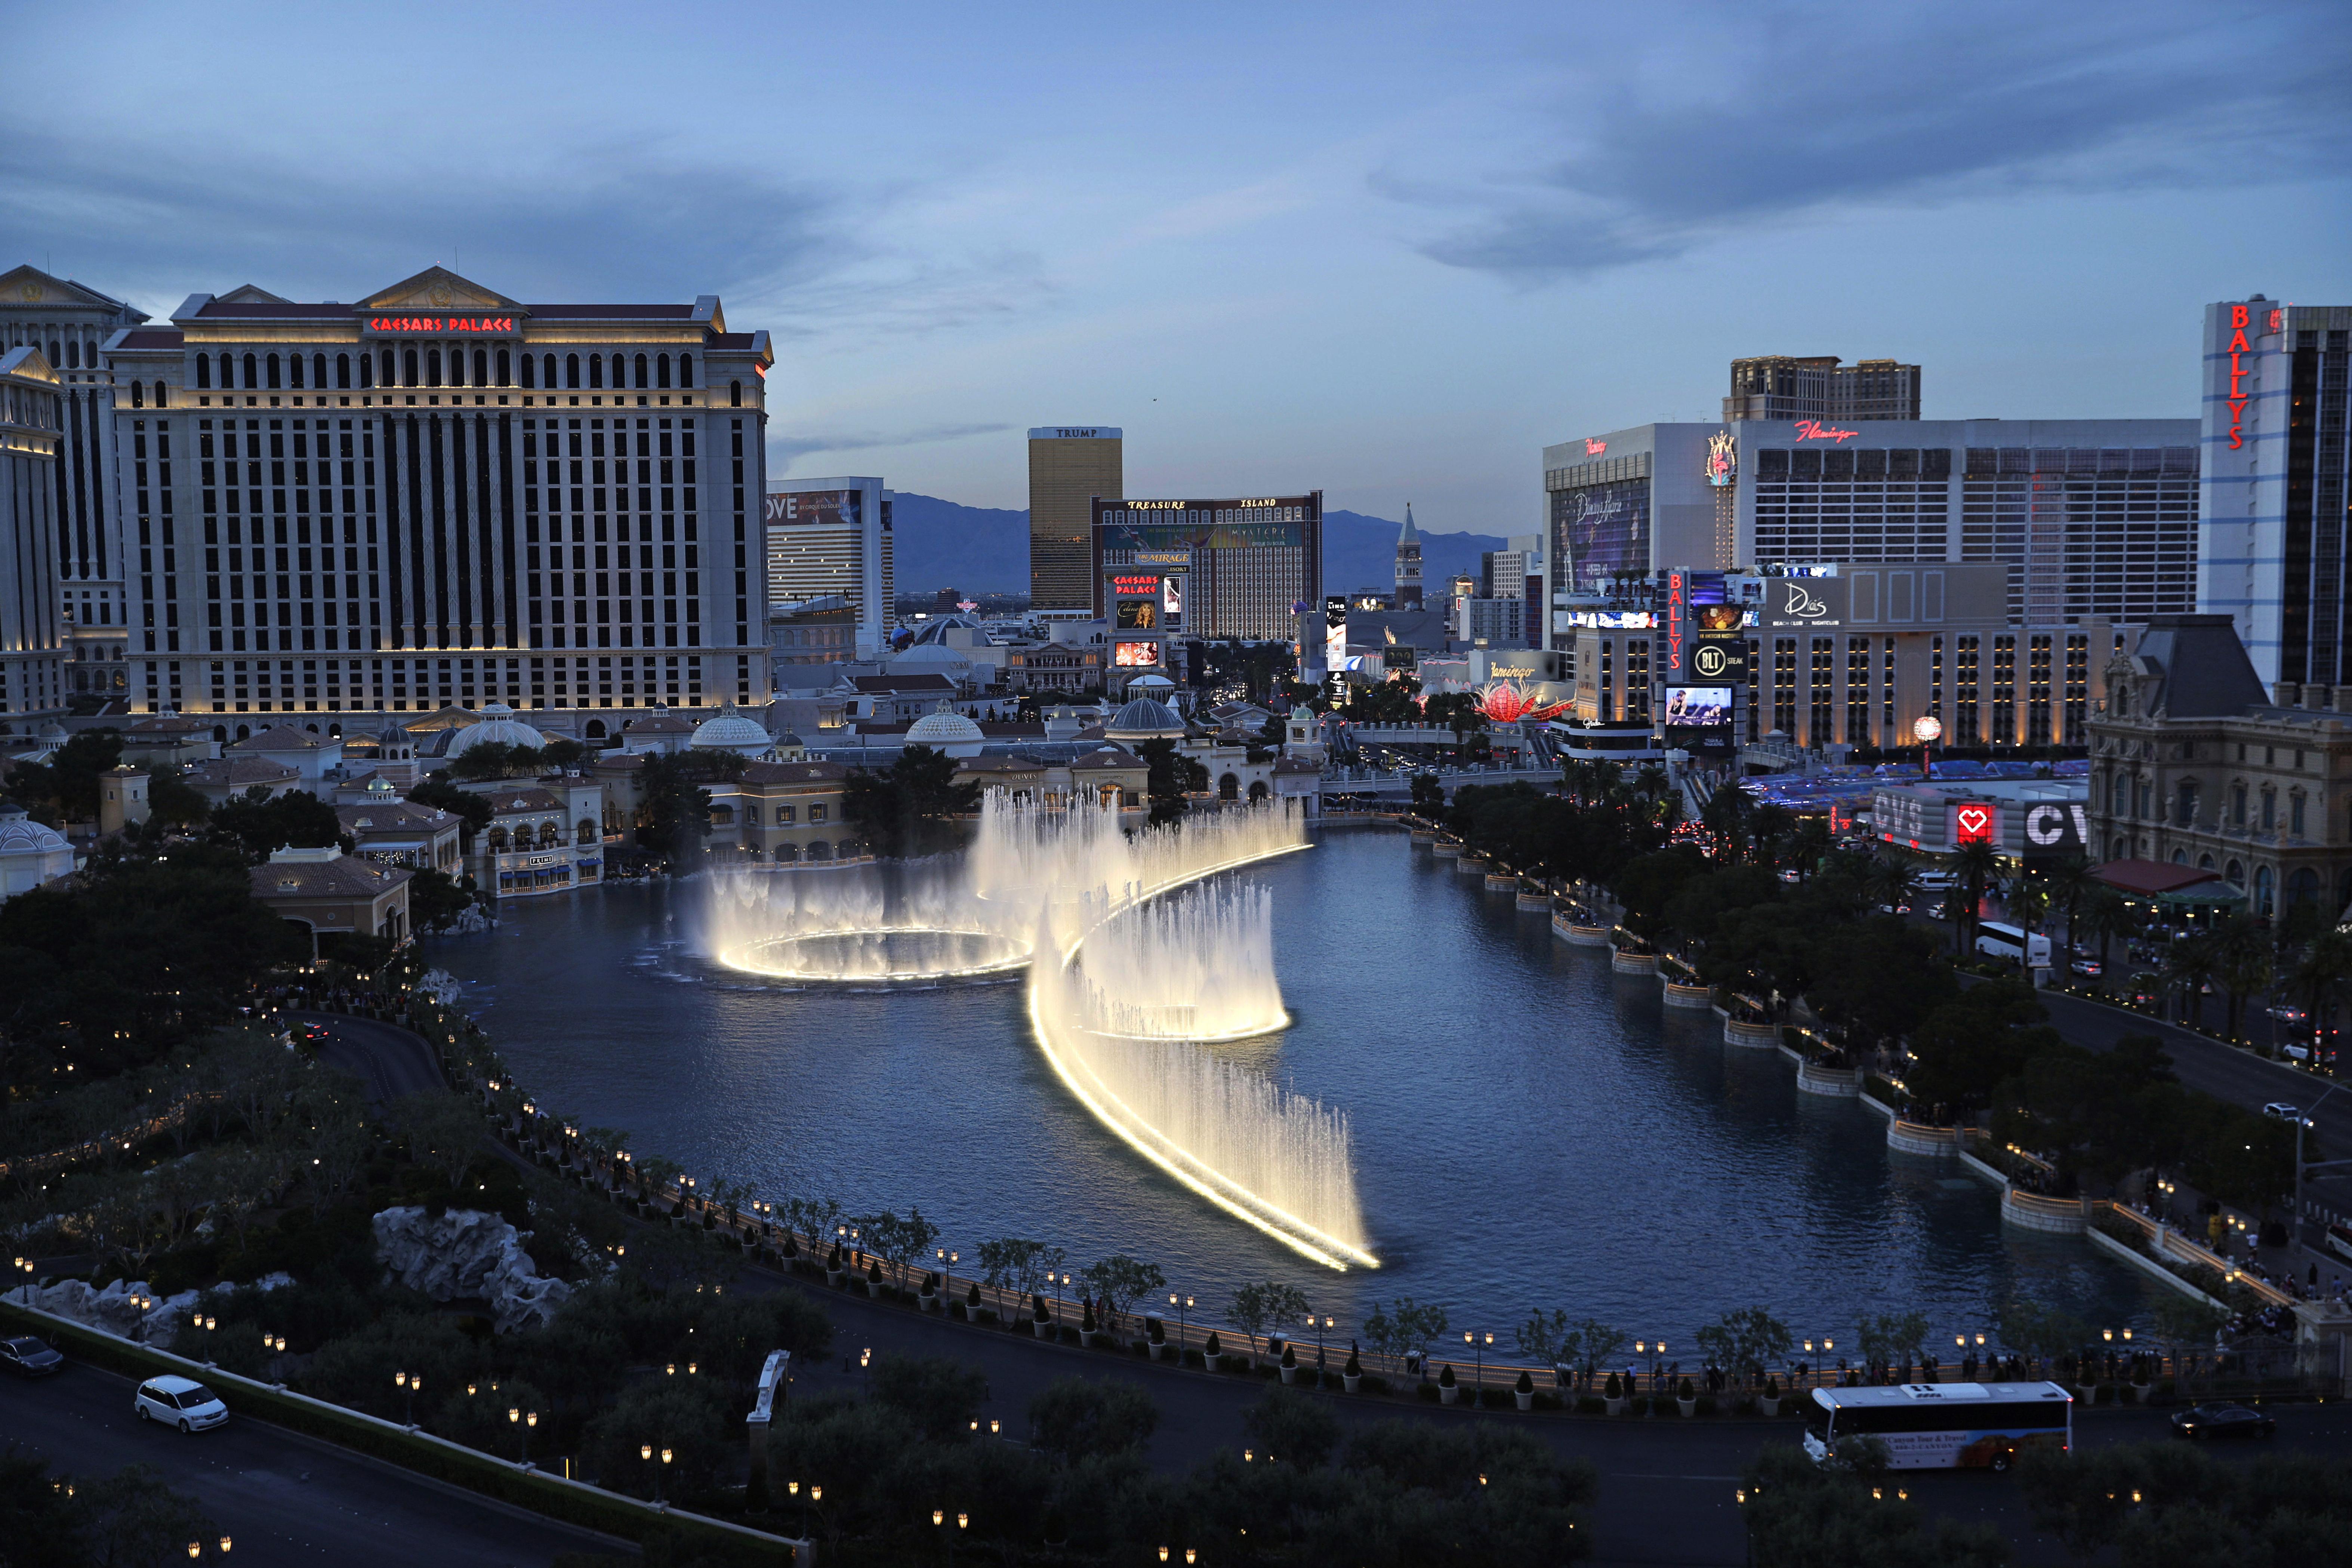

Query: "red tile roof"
<box><xmin>2092</xmin><ymin>860</ymin><xmax>2228</xmax><ymax>897</ymax></box>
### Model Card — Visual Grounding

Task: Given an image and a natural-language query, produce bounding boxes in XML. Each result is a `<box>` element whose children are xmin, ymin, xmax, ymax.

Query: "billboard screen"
<box><xmin>1323</xmin><ymin>594</ymin><xmax>1348</xmax><ymax>674</ymax></box>
<box><xmin>1552</xmin><ymin>477</ymin><xmax>1650</xmax><ymax>595</ymax></box>
<box><xmin>1115</xmin><ymin>598</ymin><xmax>1161</xmax><ymax>632</ymax></box>
<box><xmin>1162</xmin><ymin>575</ymin><xmax>1184</xmax><ymax>627</ymax></box>
<box><xmin>1113</xmin><ymin>641</ymin><xmax>1161</xmax><ymax>668</ymax></box>
<box><xmin>764</xmin><ymin>489</ymin><xmax>861</xmax><ymax>529</ymax></box>
<box><xmin>1663</xmin><ymin>686</ymin><xmax>1733</xmax><ymax>727</ymax></box>
<box><xmin>1689</xmin><ymin>633</ymin><xmax>1745</xmax><ymax>683</ymax></box>
<box><xmin>1764</xmin><ymin>574</ymin><xmax>1849</xmax><ymax>629</ymax></box>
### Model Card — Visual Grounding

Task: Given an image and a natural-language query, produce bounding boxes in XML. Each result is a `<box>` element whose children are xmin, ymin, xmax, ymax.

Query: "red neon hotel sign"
<box><xmin>1665</xmin><ymin>570</ymin><xmax>1686</xmax><ymax>677</ymax></box>
<box><xmin>2223</xmin><ymin>303</ymin><xmax>2268</xmax><ymax>451</ymax></box>
<box><xmin>366</xmin><ymin>316</ymin><xmax>517</xmax><ymax>335</ymax></box>
<box><xmin>1792</xmin><ymin>420</ymin><xmax>1858</xmax><ymax>443</ymax></box>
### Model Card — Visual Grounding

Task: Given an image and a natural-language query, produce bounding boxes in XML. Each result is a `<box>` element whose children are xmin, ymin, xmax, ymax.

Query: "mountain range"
<box><xmin>885</xmin><ymin>492</ymin><xmax>1510</xmax><ymax>599</ymax></box>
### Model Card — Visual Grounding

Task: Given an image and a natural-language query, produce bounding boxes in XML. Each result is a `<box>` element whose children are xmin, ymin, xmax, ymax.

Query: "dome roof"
<box><xmin>906</xmin><ymin>708</ymin><xmax>985</xmax><ymax>744</ymax></box>
<box><xmin>1104</xmin><ymin>697</ymin><xmax>1186</xmax><ymax>740</ymax></box>
<box><xmin>905</xmin><ymin>613</ymin><xmax>989</xmax><ymax>647</ymax></box>
<box><xmin>690</xmin><ymin>702</ymin><xmax>774</xmax><ymax>754</ymax></box>
<box><xmin>441</xmin><ymin>703</ymin><xmax>550</xmax><ymax>756</ymax></box>
<box><xmin>0</xmin><ymin>807</ymin><xmax>70</xmax><ymax>856</ymax></box>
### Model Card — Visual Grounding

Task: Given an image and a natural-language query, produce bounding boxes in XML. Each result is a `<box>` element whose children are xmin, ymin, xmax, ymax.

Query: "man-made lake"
<box><xmin>431</xmin><ymin>826</ymin><xmax>2150</xmax><ymax>1354</ymax></box>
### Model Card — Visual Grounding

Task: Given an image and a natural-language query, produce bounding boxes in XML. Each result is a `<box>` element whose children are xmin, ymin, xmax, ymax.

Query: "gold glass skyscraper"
<box><xmin>1028</xmin><ymin>426</ymin><xmax>1121</xmax><ymax>610</ymax></box>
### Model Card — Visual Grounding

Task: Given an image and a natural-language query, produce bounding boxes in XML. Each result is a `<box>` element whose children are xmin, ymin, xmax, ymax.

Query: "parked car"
<box><xmin>0</xmin><ymin>1336</ymin><xmax>62</xmax><ymax>1377</ymax></box>
<box><xmin>2170</xmin><ymin>1403</ymin><xmax>2276</xmax><ymax>1441</ymax></box>
<box><xmin>133</xmin><ymin>1375</ymin><xmax>228</xmax><ymax>1433</ymax></box>
<box><xmin>2069</xmin><ymin>954</ymin><xmax>2103</xmax><ymax>977</ymax></box>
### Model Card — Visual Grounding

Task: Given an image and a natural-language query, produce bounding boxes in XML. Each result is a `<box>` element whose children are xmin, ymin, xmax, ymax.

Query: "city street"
<box><xmin>0</xmin><ymin>1356</ymin><xmax>628</xmax><ymax>1568</ymax></box>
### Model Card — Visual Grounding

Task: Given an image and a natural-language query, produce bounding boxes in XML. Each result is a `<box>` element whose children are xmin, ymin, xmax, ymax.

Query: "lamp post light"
<box><xmin>395</xmin><ymin>1370</ymin><xmax>420</xmax><ymax>1427</ymax></box>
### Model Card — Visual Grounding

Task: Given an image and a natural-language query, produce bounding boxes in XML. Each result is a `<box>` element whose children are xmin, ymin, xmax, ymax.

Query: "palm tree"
<box><xmin>1699</xmin><ymin>780</ymin><xmax>1752</xmax><ymax>862</ymax></box>
<box><xmin>1950</xmin><ymin>838</ymin><xmax>2006</xmax><ymax>957</ymax></box>
<box><xmin>2080</xmin><ymin>885</ymin><xmax>2141</xmax><ymax>979</ymax></box>
<box><xmin>2289</xmin><ymin>925</ymin><xmax>2352</xmax><ymax>1052</ymax></box>
<box><xmin>2212</xmin><ymin>915</ymin><xmax>2274</xmax><ymax>1042</ymax></box>
<box><xmin>2009</xmin><ymin>882</ymin><xmax>2050</xmax><ymax>940</ymax></box>
<box><xmin>2163</xmin><ymin>933</ymin><xmax>2219</xmax><ymax>1029</ymax></box>
<box><xmin>1865</xmin><ymin>856</ymin><xmax>1922</xmax><ymax>915</ymax></box>
<box><xmin>1786</xmin><ymin>817</ymin><xmax>1834</xmax><ymax>884</ymax></box>
<box><xmin>2043</xmin><ymin>855</ymin><xmax>2098</xmax><ymax>958</ymax></box>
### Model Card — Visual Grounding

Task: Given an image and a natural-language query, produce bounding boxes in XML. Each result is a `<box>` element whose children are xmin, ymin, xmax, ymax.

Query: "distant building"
<box><xmin>1394</xmin><ymin>506</ymin><xmax>1422</xmax><ymax>609</ymax></box>
<box><xmin>2087</xmin><ymin>612</ymin><xmax>2352</xmax><ymax>919</ymax></box>
<box><xmin>764</xmin><ymin>477</ymin><xmax>891</xmax><ymax>658</ymax></box>
<box><xmin>1029</xmin><ymin>427</ymin><xmax>1122</xmax><ymax>612</ymax></box>
<box><xmin>1724</xmin><ymin>355</ymin><xmax>1921</xmax><ymax>423</ymax></box>
<box><xmin>465</xmin><ymin>778</ymin><xmax>603</xmax><ymax>899</ymax></box>
<box><xmin>2196</xmin><ymin>296</ymin><xmax>2352</xmax><ymax>690</ymax></box>
<box><xmin>1091</xmin><ymin>492</ymin><xmax>1320</xmax><ymax>644</ymax></box>
<box><xmin>707</xmin><ymin>758</ymin><xmax>854</xmax><ymax>864</ymax></box>
<box><xmin>0</xmin><ymin>266</ymin><xmax>147</xmax><ymax>708</ymax></box>
<box><xmin>1</xmin><ymin>346</ymin><xmax>68</xmax><ymax>720</ymax></box>
<box><xmin>0</xmin><ymin>803</ymin><xmax>75</xmax><ymax>897</ymax></box>
<box><xmin>337</xmin><ymin>779</ymin><xmax>463</xmax><ymax>875</ymax></box>
<box><xmin>249</xmin><ymin>845</ymin><xmax>411</xmax><ymax>954</ymax></box>
<box><xmin>768</xmin><ymin>593</ymin><xmax>859</xmax><ymax>671</ymax></box>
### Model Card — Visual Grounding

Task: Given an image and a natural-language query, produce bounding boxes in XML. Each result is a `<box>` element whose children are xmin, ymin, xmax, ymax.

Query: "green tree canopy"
<box><xmin>842</xmin><ymin>744</ymin><xmax>980</xmax><ymax>856</ymax></box>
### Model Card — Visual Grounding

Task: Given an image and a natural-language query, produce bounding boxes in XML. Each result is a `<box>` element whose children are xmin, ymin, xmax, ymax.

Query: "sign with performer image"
<box><xmin>1663</xmin><ymin>686</ymin><xmax>1733</xmax><ymax>727</ymax></box>
<box><xmin>1113</xmin><ymin>640</ymin><xmax>1162</xmax><ymax>668</ymax></box>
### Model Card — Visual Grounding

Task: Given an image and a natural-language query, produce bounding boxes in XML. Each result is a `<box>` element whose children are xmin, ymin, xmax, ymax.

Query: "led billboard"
<box><xmin>1113</xmin><ymin>641</ymin><xmax>1162</xmax><ymax>668</ymax></box>
<box><xmin>1663</xmin><ymin>686</ymin><xmax>1732</xmax><ymax>727</ymax></box>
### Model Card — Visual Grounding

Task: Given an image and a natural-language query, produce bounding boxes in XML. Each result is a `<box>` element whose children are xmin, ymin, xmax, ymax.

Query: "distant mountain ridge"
<box><xmin>886</xmin><ymin>492</ymin><xmax>1511</xmax><ymax>599</ymax></box>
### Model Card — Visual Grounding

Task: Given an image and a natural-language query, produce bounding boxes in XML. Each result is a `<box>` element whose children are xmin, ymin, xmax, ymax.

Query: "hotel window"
<box><xmin>566</xmin><ymin>354</ymin><xmax>580</xmax><ymax>389</ymax></box>
<box><xmin>777</xmin><ymin>804</ymin><xmax>796</xmax><ymax>824</ymax></box>
<box><xmin>679</xmin><ymin>354</ymin><xmax>693</xmax><ymax>386</ymax></box>
<box><xmin>1991</xmin><ymin>635</ymin><xmax>2016</xmax><ymax>745</ymax></box>
<box><xmin>1955</xmin><ymin>635</ymin><xmax>1980</xmax><ymax>744</ymax></box>
<box><xmin>1880</xmin><ymin>637</ymin><xmax>1896</xmax><ymax>735</ymax></box>
<box><xmin>2063</xmin><ymin>634</ymin><xmax>2089</xmax><ymax>744</ymax></box>
<box><xmin>1846</xmin><ymin>640</ymin><xmax>1871</xmax><ymax>746</ymax></box>
<box><xmin>1773</xmin><ymin>638</ymin><xmax>1797</xmax><ymax>737</ymax></box>
<box><xmin>1809</xmin><ymin>637</ymin><xmax>1834</xmax><ymax>747</ymax></box>
<box><xmin>2291</xmin><ymin>793</ymin><xmax>2306</xmax><ymax>837</ymax></box>
<box><xmin>2026</xmin><ymin>635</ymin><xmax>2053</xmax><ymax>746</ymax></box>
<box><xmin>810</xmin><ymin>803</ymin><xmax>827</xmax><ymax>822</ymax></box>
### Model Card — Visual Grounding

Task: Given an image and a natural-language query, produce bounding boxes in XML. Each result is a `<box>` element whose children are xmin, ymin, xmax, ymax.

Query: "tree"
<box><xmin>1</xmin><ymin>730</ymin><xmax>126</xmax><ymax>823</ymax></box>
<box><xmin>1079</xmin><ymin>1254</ymin><xmax>1167</xmax><ymax>1340</ymax></box>
<box><xmin>407</xmin><ymin>865</ymin><xmax>481</xmax><ymax>934</ymax></box>
<box><xmin>74</xmin><ymin>1463</ymin><xmax>217</xmax><ymax>1568</ymax></box>
<box><xmin>2164</xmin><ymin>933</ymin><xmax>2220</xmax><ymax>1029</ymax></box>
<box><xmin>2081</xmin><ymin>885</ymin><xmax>2141</xmax><ymax>977</ymax></box>
<box><xmin>1950</xmin><ymin>838</ymin><xmax>2005</xmax><ymax>956</ymax></box>
<box><xmin>0</xmin><ymin>1446</ymin><xmax>95</xmax><ymax>1567</ymax></box>
<box><xmin>209</xmin><ymin>786</ymin><xmax>352</xmax><ymax>862</ymax></box>
<box><xmin>2043</xmin><ymin>855</ymin><xmax>2098</xmax><ymax>955</ymax></box>
<box><xmin>391</xmin><ymin>1091</ymin><xmax>485</xmax><ymax>1189</ymax></box>
<box><xmin>869</xmin><ymin>1355</ymin><xmax>990</xmax><ymax>1443</ymax></box>
<box><xmin>634</xmin><ymin>752</ymin><xmax>721</xmax><ymax>862</ymax></box>
<box><xmin>407</xmin><ymin>774</ymin><xmax>493</xmax><ymax>853</ymax></box>
<box><xmin>1740</xmin><ymin>1442</ymin><xmax>2009</xmax><ymax>1568</ymax></box>
<box><xmin>2289</xmin><ymin>925</ymin><xmax>2352</xmax><ymax>1051</ymax></box>
<box><xmin>1026</xmin><ymin>1376</ymin><xmax>1159</xmax><ymax>1467</ymax></box>
<box><xmin>2211</xmin><ymin>914</ymin><xmax>2274</xmax><ymax>1043</ymax></box>
<box><xmin>1695</xmin><ymin>1307</ymin><xmax>1794</xmax><ymax>1386</ymax></box>
<box><xmin>1134</xmin><ymin>738</ymin><xmax>1207</xmax><ymax>827</ymax></box>
<box><xmin>842</xmin><ymin>744</ymin><xmax>980</xmax><ymax>857</ymax></box>
<box><xmin>1805</xmin><ymin>917</ymin><xmax>1954</xmax><ymax>1057</ymax></box>
<box><xmin>1905</xmin><ymin>980</ymin><xmax>2057</xmax><ymax>1118</ymax></box>
<box><xmin>1242</xmin><ymin>1387</ymin><xmax>1340</xmax><ymax>1469</ymax></box>
<box><xmin>1360</xmin><ymin>1296</ymin><xmax>1449</xmax><ymax>1378</ymax></box>
<box><xmin>1855</xmin><ymin>1311</ymin><xmax>1930</xmax><ymax>1378</ymax></box>
<box><xmin>446</xmin><ymin>742</ymin><xmax>543</xmax><ymax>782</ymax></box>
<box><xmin>143</xmin><ymin>765</ymin><xmax>210</xmax><ymax>829</ymax></box>
<box><xmin>1408</xmin><ymin>773</ymin><xmax>1445</xmax><ymax>817</ymax></box>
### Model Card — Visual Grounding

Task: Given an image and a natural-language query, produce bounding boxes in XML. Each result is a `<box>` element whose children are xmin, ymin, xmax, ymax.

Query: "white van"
<box><xmin>1976</xmin><ymin>922</ymin><xmax>2052</xmax><ymax>967</ymax></box>
<box><xmin>134</xmin><ymin>1374</ymin><xmax>229</xmax><ymax>1433</ymax></box>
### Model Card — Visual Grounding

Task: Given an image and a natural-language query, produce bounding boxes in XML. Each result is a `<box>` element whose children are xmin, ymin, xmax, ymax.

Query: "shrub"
<box><xmin>1604</xmin><ymin>1372</ymin><xmax>1622</xmax><ymax>1399</ymax></box>
<box><xmin>1438</xmin><ymin>1364</ymin><xmax>1456</xmax><ymax>1388</ymax></box>
<box><xmin>1204</xmin><ymin>1331</ymin><xmax>1223</xmax><ymax>1364</ymax></box>
<box><xmin>1516</xmin><ymin>1370</ymin><xmax>1533</xmax><ymax>1394</ymax></box>
<box><xmin>1677</xmin><ymin>1376</ymin><xmax>1695</xmax><ymax>1401</ymax></box>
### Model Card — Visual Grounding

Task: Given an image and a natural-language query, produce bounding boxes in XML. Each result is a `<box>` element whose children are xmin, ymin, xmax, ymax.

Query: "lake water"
<box><xmin>429</xmin><ymin>825</ymin><xmax>2152</xmax><ymax>1356</ymax></box>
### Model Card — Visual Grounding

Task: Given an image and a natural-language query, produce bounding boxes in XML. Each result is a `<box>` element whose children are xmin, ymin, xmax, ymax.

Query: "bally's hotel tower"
<box><xmin>99</xmin><ymin>266</ymin><xmax>773</xmax><ymax>717</ymax></box>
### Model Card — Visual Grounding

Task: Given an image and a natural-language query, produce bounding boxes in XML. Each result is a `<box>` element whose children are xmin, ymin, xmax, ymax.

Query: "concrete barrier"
<box><xmin>1661</xmin><ymin>979</ymin><xmax>1712</xmax><ymax>1009</ymax></box>
<box><xmin>2001</xmin><ymin>1189</ymin><xmax>2087</xmax><ymax>1235</ymax></box>
<box><xmin>1453</xmin><ymin>855</ymin><xmax>1488</xmax><ymax>875</ymax></box>
<box><xmin>1409</xmin><ymin>831</ymin><xmax>1435</xmax><ymax>845</ymax></box>
<box><xmin>1610</xmin><ymin>950</ymin><xmax>1658</xmax><ymax>975</ymax></box>
<box><xmin>1724</xmin><ymin>1018</ymin><xmax>1779</xmax><ymax>1048</ymax></box>
<box><xmin>1432</xmin><ymin>841</ymin><xmax>1462</xmax><ymax>859</ymax></box>
<box><xmin>1516</xmin><ymin>891</ymin><xmax>1551</xmax><ymax>912</ymax></box>
<box><xmin>1887</xmin><ymin>1120</ymin><xmax>1959</xmax><ymax>1157</ymax></box>
<box><xmin>2085</xmin><ymin>1224</ymin><xmax>2229</xmax><ymax>1309</ymax></box>
<box><xmin>1795</xmin><ymin>1061</ymin><xmax>1864</xmax><ymax>1097</ymax></box>
<box><xmin>1483</xmin><ymin>873</ymin><xmax>1517</xmax><ymax>891</ymax></box>
<box><xmin>1555</xmin><ymin>921</ymin><xmax>1612</xmax><ymax>947</ymax></box>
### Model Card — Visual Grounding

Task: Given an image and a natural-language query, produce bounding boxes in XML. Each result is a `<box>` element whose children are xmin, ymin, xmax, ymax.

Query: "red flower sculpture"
<box><xmin>1475</xmin><ymin>683</ymin><xmax>1569</xmax><ymax>724</ymax></box>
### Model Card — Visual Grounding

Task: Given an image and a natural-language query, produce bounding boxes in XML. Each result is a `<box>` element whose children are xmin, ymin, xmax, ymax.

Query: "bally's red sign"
<box><xmin>1953</xmin><ymin>802</ymin><xmax>1997</xmax><ymax>844</ymax></box>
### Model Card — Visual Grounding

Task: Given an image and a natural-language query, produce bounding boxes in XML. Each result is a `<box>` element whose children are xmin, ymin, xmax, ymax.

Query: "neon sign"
<box><xmin>1953</xmin><ymin>802</ymin><xmax>1996</xmax><ymax>844</ymax></box>
<box><xmin>366</xmin><ymin>316</ymin><xmax>516</xmax><ymax>335</ymax></box>
<box><xmin>1705</xmin><ymin>429</ymin><xmax>1736</xmax><ymax>486</ymax></box>
<box><xmin>2224</xmin><ymin>303</ymin><xmax>2264</xmax><ymax>451</ymax></box>
<box><xmin>1665</xmin><ymin>570</ymin><xmax>1686</xmax><ymax>679</ymax></box>
<box><xmin>1584</xmin><ymin>438</ymin><xmax>1606</xmax><ymax>456</ymax></box>
<box><xmin>1792</xmin><ymin>420</ymin><xmax>1858</xmax><ymax>443</ymax></box>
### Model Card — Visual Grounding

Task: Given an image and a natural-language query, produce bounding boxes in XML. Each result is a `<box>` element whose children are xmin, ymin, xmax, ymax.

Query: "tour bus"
<box><xmin>1975</xmin><ymin>921</ymin><xmax>2053</xmax><ymax>967</ymax></box>
<box><xmin>1804</xmin><ymin>1382</ymin><xmax>2072</xmax><ymax>1471</ymax></box>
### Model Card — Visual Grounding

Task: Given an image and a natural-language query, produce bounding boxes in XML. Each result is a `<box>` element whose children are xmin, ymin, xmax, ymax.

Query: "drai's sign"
<box><xmin>1764</xmin><ymin>576</ymin><xmax>1847</xmax><ymax>629</ymax></box>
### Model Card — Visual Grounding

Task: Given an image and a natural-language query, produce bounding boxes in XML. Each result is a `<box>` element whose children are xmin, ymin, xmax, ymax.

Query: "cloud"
<box><xmin>769</xmin><ymin>422</ymin><xmax>1015</xmax><ymax>472</ymax></box>
<box><xmin>0</xmin><ymin>125</ymin><xmax>845</xmax><ymax>313</ymax></box>
<box><xmin>1398</xmin><ymin>1</ymin><xmax>2352</xmax><ymax>279</ymax></box>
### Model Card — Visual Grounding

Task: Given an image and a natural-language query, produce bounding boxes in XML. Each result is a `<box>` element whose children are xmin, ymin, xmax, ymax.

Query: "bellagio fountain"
<box><xmin>696</xmin><ymin>794</ymin><xmax>1378</xmax><ymax>1270</ymax></box>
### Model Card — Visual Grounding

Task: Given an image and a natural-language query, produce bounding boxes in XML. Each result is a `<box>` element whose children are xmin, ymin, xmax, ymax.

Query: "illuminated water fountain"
<box><xmin>1068</xmin><ymin>885</ymin><xmax>1289</xmax><ymax>1042</ymax></box>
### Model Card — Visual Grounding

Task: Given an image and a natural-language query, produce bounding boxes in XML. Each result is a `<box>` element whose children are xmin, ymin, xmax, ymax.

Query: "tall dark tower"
<box><xmin>1394</xmin><ymin>504</ymin><xmax>1423</xmax><ymax>609</ymax></box>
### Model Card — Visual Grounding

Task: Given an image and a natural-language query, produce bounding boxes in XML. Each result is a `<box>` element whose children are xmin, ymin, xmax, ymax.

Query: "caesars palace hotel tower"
<box><xmin>101</xmin><ymin>266</ymin><xmax>773</xmax><ymax>717</ymax></box>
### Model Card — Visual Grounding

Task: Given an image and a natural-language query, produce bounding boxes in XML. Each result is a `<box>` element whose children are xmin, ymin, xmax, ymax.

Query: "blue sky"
<box><xmin>5</xmin><ymin>0</ymin><xmax>2346</xmax><ymax>532</ymax></box>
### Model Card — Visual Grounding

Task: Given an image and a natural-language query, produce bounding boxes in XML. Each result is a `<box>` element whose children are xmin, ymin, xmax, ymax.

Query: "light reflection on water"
<box><xmin>431</xmin><ymin>828</ymin><xmax>2152</xmax><ymax>1347</ymax></box>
